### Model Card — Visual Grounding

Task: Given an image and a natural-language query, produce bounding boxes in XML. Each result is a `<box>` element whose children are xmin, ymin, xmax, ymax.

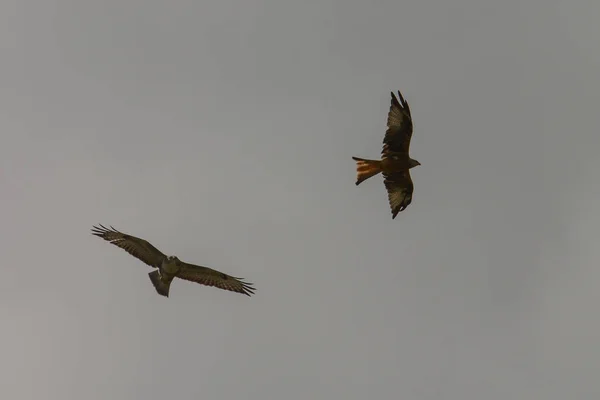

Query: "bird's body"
<box><xmin>352</xmin><ymin>90</ymin><xmax>420</xmax><ymax>218</ymax></box>
<box><xmin>161</xmin><ymin>256</ymin><xmax>182</xmax><ymax>275</ymax></box>
<box><xmin>146</xmin><ymin>256</ymin><xmax>181</xmax><ymax>296</ymax></box>
<box><xmin>91</xmin><ymin>225</ymin><xmax>255</xmax><ymax>298</ymax></box>
<box><xmin>381</xmin><ymin>154</ymin><xmax>419</xmax><ymax>172</ymax></box>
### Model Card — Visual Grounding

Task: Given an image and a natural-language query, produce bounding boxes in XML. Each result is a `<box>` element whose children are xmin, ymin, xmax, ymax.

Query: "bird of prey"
<box><xmin>91</xmin><ymin>224</ymin><xmax>255</xmax><ymax>298</ymax></box>
<box><xmin>352</xmin><ymin>90</ymin><xmax>421</xmax><ymax>218</ymax></box>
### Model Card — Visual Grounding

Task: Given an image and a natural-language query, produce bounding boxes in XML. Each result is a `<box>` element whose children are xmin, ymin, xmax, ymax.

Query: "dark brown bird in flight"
<box><xmin>91</xmin><ymin>224</ymin><xmax>255</xmax><ymax>298</ymax></box>
<box><xmin>352</xmin><ymin>90</ymin><xmax>421</xmax><ymax>218</ymax></box>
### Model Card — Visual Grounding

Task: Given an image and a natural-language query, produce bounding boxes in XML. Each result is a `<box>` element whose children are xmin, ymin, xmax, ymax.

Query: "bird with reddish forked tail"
<box><xmin>352</xmin><ymin>90</ymin><xmax>421</xmax><ymax>219</ymax></box>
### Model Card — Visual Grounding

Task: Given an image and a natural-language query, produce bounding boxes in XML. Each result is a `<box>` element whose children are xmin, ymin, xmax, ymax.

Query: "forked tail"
<box><xmin>352</xmin><ymin>157</ymin><xmax>382</xmax><ymax>185</ymax></box>
<box><xmin>148</xmin><ymin>270</ymin><xmax>171</xmax><ymax>298</ymax></box>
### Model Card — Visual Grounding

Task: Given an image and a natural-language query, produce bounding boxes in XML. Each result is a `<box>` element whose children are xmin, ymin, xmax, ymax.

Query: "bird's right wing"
<box><xmin>91</xmin><ymin>224</ymin><xmax>166</xmax><ymax>268</ymax></box>
<box><xmin>177</xmin><ymin>263</ymin><xmax>255</xmax><ymax>296</ymax></box>
<box><xmin>382</xmin><ymin>90</ymin><xmax>414</xmax><ymax>157</ymax></box>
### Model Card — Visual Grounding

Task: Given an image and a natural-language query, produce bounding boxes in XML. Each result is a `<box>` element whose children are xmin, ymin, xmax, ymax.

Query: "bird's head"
<box><xmin>167</xmin><ymin>255</ymin><xmax>181</xmax><ymax>264</ymax></box>
<box><xmin>409</xmin><ymin>159</ymin><xmax>421</xmax><ymax>168</ymax></box>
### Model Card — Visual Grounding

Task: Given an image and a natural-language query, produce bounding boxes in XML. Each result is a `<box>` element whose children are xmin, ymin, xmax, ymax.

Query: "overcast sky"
<box><xmin>2</xmin><ymin>0</ymin><xmax>600</xmax><ymax>399</ymax></box>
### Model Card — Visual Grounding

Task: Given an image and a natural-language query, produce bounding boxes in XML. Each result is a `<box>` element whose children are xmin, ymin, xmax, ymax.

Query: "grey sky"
<box><xmin>2</xmin><ymin>0</ymin><xmax>600</xmax><ymax>399</ymax></box>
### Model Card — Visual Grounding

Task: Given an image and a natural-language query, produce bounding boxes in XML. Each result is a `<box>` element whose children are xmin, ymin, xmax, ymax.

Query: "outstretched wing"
<box><xmin>383</xmin><ymin>170</ymin><xmax>414</xmax><ymax>218</ymax></box>
<box><xmin>91</xmin><ymin>224</ymin><xmax>166</xmax><ymax>268</ymax></box>
<box><xmin>382</xmin><ymin>90</ymin><xmax>414</xmax><ymax>157</ymax></box>
<box><xmin>177</xmin><ymin>263</ymin><xmax>255</xmax><ymax>296</ymax></box>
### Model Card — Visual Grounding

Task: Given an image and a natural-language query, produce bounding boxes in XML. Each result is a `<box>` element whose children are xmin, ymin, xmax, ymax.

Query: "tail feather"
<box><xmin>352</xmin><ymin>157</ymin><xmax>382</xmax><ymax>185</ymax></box>
<box><xmin>148</xmin><ymin>270</ymin><xmax>171</xmax><ymax>298</ymax></box>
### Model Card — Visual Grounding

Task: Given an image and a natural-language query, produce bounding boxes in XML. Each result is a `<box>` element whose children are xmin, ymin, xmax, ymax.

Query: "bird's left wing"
<box><xmin>382</xmin><ymin>90</ymin><xmax>414</xmax><ymax>157</ymax></box>
<box><xmin>91</xmin><ymin>224</ymin><xmax>166</xmax><ymax>268</ymax></box>
<box><xmin>383</xmin><ymin>170</ymin><xmax>414</xmax><ymax>218</ymax></box>
<box><xmin>177</xmin><ymin>263</ymin><xmax>255</xmax><ymax>296</ymax></box>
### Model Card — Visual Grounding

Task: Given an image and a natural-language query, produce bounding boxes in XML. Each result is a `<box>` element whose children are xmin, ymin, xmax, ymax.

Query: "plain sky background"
<box><xmin>2</xmin><ymin>0</ymin><xmax>600</xmax><ymax>399</ymax></box>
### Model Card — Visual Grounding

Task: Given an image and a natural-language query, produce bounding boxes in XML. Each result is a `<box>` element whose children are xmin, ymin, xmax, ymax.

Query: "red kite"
<box><xmin>353</xmin><ymin>90</ymin><xmax>420</xmax><ymax>218</ymax></box>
